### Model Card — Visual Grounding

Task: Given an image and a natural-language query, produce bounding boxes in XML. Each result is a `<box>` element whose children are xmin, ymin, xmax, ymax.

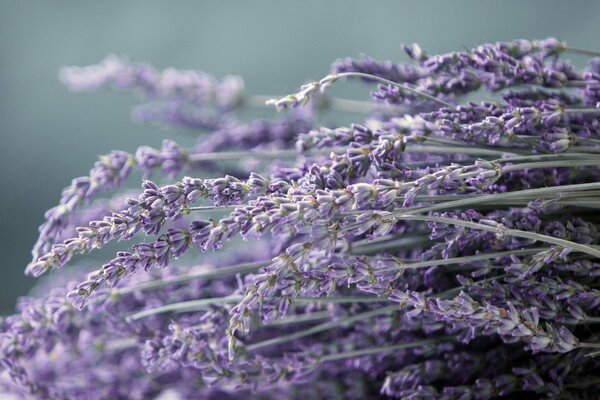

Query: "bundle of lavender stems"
<box><xmin>3</xmin><ymin>37</ymin><xmax>600</xmax><ymax>399</ymax></box>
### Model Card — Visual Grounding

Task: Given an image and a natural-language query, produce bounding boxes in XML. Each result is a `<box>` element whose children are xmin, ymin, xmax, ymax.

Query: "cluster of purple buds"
<box><xmin>4</xmin><ymin>38</ymin><xmax>600</xmax><ymax>399</ymax></box>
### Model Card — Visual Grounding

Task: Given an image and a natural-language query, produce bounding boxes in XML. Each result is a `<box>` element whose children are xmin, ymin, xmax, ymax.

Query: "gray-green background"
<box><xmin>1</xmin><ymin>0</ymin><xmax>600</xmax><ymax>314</ymax></box>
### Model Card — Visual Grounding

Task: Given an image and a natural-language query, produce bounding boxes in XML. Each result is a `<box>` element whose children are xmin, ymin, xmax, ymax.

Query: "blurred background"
<box><xmin>1</xmin><ymin>0</ymin><xmax>600</xmax><ymax>314</ymax></box>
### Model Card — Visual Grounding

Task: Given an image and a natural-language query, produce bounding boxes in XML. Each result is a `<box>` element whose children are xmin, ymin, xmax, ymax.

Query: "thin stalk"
<box><xmin>502</xmin><ymin>159</ymin><xmax>600</xmax><ymax>173</ymax></box>
<box><xmin>564</xmin><ymin>108</ymin><xmax>600</xmax><ymax>115</ymax></box>
<box><xmin>408</xmin><ymin>144</ymin><xmax>520</xmax><ymax>157</ymax></box>
<box><xmin>188</xmin><ymin>146</ymin><xmax>347</xmax><ymax>162</ymax></box>
<box><xmin>414</xmin><ymin>189</ymin><xmax>600</xmax><ymax>203</ymax></box>
<box><xmin>566</xmin><ymin>81</ymin><xmax>589</xmax><ymax>88</ymax></box>
<box><xmin>332</xmin><ymin>72</ymin><xmax>453</xmax><ymax>108</ymax></box>
<box><xmin>580</xmin><ymin>342</ymin><xmax>600</xmax><ymax>348</ymax></box>
<box><xmin>188</xmin><ymin>139</ymin><xmax>523</xmax><ymax>166</ymax></box>
<box><xmin>577</xmin><ymin>317</ymin><xmax>600</xmax><ymax>324</ymax></box>
<box><xmin>318</xmin><ymin>339</ymin><xmax>443</xmax><ymax>363</ymax></box>
<box><xmin>340</xmin><ymin>181</ymin><xmax>600</xmax><ymax>219</ymax></box>
<box><xmin>395</xmin><ymin>181</ymin><xmax>600</xmax><ymax>216</ymax></box>
<box><xmin>572</xmin><ymin>146</ymin><xmax>600</xmax><ymax>154</ymax></box>
<box><xmin>128</xmin><ymin>295</ymin><xmax>388</xmax><ymax>321</ymax></box>
<box><xmin>117</xmin><ymin>260</ymin><xmax>270</xmax><ymax>295</ymax></box>
<box><xmin>388</xmin><ymin>214</ymin><xmax>600</xmax><ymax>258</ymax></box>
<box><xmin>349</xmin><ymin>235</ymin><xmax>432</xmax><ymax>255</ymax></box>
<box><xmin>493</xmin><ymin>153</ymin><xmax>600</xmax><ymax>163</ymax></box>
<box><xmin>379</xmin><ymin>248</ymin><xmax>546</xmax><ymax>273</ymax></box>
<box><xmin>295</xmin><ymin>295</ymin><xmax>388</xmax><ymax>304</ymax></box>
<box><xmin>265</xmin><ymin>311</ymin><xmax>332</xmax><ymax>327</ymax></box>
<box><xmin>127</xmin><ymin>295</ymin><xmax>242</xmax><ymax>321</ymax></box>
<box><xmin>187</xmin><ymin>205</ymin><xmax>237</xmax><ymax>212</ymax></box>
<box><xmin>245</xmin><ymin>304</ymin><xmax>397</xmax><ymax>351</ymax></box>
<box><xmin>565</xmin><ymin>46</ymin><xmax>600</xmax><ymax>57</ymax></box>
<box><xmin>248</xmin><ymin>94</ymin><xmax>405</xmax><ymax>114</ymax></box>
<box><xmin>427</xmin><ymin>199</ymin><xmax>600</xmax><ymax>209</ymax></box>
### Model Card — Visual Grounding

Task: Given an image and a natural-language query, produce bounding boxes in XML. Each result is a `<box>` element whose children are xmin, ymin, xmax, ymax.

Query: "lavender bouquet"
<box><xmin>2</xmin><ymin>38</ymin><xmax>600</xmax><ymax>399</ymax></box>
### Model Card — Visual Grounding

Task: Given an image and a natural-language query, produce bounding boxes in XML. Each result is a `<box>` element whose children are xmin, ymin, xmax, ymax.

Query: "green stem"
<box><xmin>188</xmin><ymin>146</ymin><xmax>347</xmax><ymax>162</ymax></box>
<box><xmin>502</xmin><ymin>159</ymin><xmax>600</xmax><ymax>173</ymax></box>
<box><xmin>578</xmin><ymin>317</ymin><xmax>600</xmax><ymax>324</ymax></box>
<box><xmin>332</xmin><ymin>72</ymin><xmax>454</xmax><ymax>108</ymax></box>
<box><xmin>248</xmin><ymin>94</ymin><xmax>404</xmax><ymax>114</ymax></box>
<box><xmin>245</xmin><ymin>304</ymin><xmax>397</xmax><ymax>351</ymax></box>
<box><xmin>127</xmin><ymin>295</ymin><xmax>243</xmax><ymax>321</ymax></box>
<box><xmin>389</xmin><ymin>214</ymin><xmax>600</xmax><ymax>258</ymax></box>
<box><xmin>564</xmin><ymin>108</ymin><xmax>600</xmax><ymax>115</ymax></box>
<box><xmin>408</xmin><ymin>144</ymin><xmax>520</xmax><ymax>157</ymax></box>
<box><xmin>128</xmin><ymin>295</ymin><xmax>388</xmax><ymax>321</ymax></box>
<box><xmin>580</xmin><ymin>342</ymin><xmax>600</xmax><ymax>348</ymax></box>
<box><xmin>396</xmin><ymin>181</ymin><xmax>600</xmax><ymax>216</ymax></box>
<box><xmin>265</xmin><ymin>311</ymin><xmax>332</xmax><ymax>327</ymax></box>
<box><xmin>493</xmin><ymin>153</ymin><xmax>600</xmax><ymax>163</ymax></box>
<box><xmin>566</xmin><ymin>81</ymin><xmax>589</xmax><ymax>88</ymax></box>
<box><xmin>187</xmin><ymin>205</ymin><xmax>238</xmax><ymax>212</ymax></box>
<box><xmin>565</xmin><ymin>46</ymin><xmax>600</xmax><ymax>57</ymax></box>
<box><xmin>572</xmin><ymin>146</ymin><xmax>600</xmax><ymax>154</ymax></box>
<box><xmin>318</xmin><ymin>339</ymin><xmax>443</xmax><ymax>363</ymax></box>
<box><xmin>380</xmin><ymin>248</ymin><xmax>546</xmax><ymax>273</ymax></box>
<box><xmin>349</xmin><ymin>235</ymin><xmax>432</xmax><ymax>255</ymax></box>
<box><xmin>117</xmin><ymin>260</ymin><xmax>269</xmax><ymax>295</ymax></box>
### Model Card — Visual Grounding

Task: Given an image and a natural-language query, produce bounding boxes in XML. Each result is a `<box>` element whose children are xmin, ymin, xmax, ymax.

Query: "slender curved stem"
<box><xmin>379</xmin><ymin>248</ymin><xmax>546</xmax><ymax>273</ymax></box>
<box><xmin>394</xmin><ymin>181</ymin><xmax>600</xmax><ymax>216</ymax></box>
<box><xmin>502</xmin><ymin>159</ymin><xmax>600</xmax><ymax>173</ymax></box>
<box><xmin>565</xmin><ymin>46</ymin><xmax>600</xmax><ymax>57</ymax></box>
<box><xmin>493</xmin><ymin>153</ymin><xmax>600</xmax><ymax>163</ymax></box>
<box><xmin>564</xmin><ymin>108</ymin><xmax>600</xmax><ymax>115</ymax></box>
<box><xmin>389</xmin><ymin>214</ymin><xmax>600</xmax><ymax>258</ymax></box>
<box><xmin>318</xmin><ymin>339</ymin><xmax>444</xmax><ymax>363</ymax></box>
<box><xmin>188</xmin><ymin>146</ymin><xmax>347</xmax><ymax>162</ymax></box>
<box><xmin>245</xmin><ymin>305</ymin><xmax>398</xmax><ymax>351</ymax></box>
<box><xmin>248</xmin><ymin>94</ymin><xmax>405</xmax><ymax>114</ymax></box>
<box><xmin>265</xmin><ymin>311</ymin><xmax>332</xmax><ymax>327</ymax></box>
<box><xmin>332</xmin><ymin>72</ymin><xmax>454</xmax><ymax>108</ymax></box>
<box><xmin>117</xmin><ymin>260</ymin><xmax>269</xmax><ymax>295</ymax></box>
<box><xmin>127</xmin><ymin>295</ymin><xmax>389</xmax><ymax>321</ymax></box>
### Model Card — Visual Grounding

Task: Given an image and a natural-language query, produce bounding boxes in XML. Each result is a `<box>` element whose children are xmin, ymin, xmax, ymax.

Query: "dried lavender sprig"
<box><xmin>265</xmin><ymin>72</ymin><xmax>453</xmax><ymax>110</ymax></box>
<box><xmin>330</xmin><ymin>55</ymin><xmax>426</xmax><ymax>84</ymax></box>
<box><xmin>31</xmin><ymin>150</ymin><xmax>135</xmax><ymax>261</ymax></box>
<box><xmin>60</xmin><ymin>55</ymin><xmax>246</xmax><ymax>110</ymax></box>
<box><xmin>27</xmin><ymin>172</ymin><xmax>261</xmax><ymax>277</ymax></box>
<box><xmin>31</xmin><ymin>139</ymin><xmax>193</xmax><ymax>263</ymax></box>
<box><xmin>27</xmin><ymin>177</ymin><xmax>205</xmax><ymax>277</ymax></box>
<box><xmin>316</xmin><ymin>339</ymin><xmax>443</xmax><ymax>363</ymax></box>
<box><xmin>417</xmin><ymin>38</ymin><xmax>567</xmax><ymax>72</ymax></box>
